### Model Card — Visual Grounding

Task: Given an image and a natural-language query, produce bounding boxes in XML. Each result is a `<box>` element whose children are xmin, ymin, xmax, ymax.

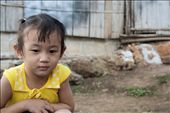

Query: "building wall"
<box><xmin>0</xmin><ymin>1</ymin><xmax>124</xmax><ymax>69</ymax></box>
<box><xmin>133</xmin><ymin>1</ymin><xmax>170</xmax><ymax>30</ymax></box>
<box><xmin>23</xmin><ymin>1</ymin><xmax>124</xmax><ymax>39</ymax></box>
<box><xmin>0</xmin><ymin>32</ymin><xmax>119</xmax><ymax>69</ymax></box>
<box><xmin>65</xmin><ymin>37</ymin><xmax>119</xmax><ymax>57</ymax></box>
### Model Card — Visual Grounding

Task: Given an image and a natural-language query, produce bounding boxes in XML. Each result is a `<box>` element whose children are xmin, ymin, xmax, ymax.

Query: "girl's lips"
<box><xmin>39</xmin><ymin>66</ymin><xmax>49</xmax><ymax>68</ymax></box>
<box><xmin>38</xmin><ymin>66</ymin><xmax>49</xmax><ymax>70</ymax></box>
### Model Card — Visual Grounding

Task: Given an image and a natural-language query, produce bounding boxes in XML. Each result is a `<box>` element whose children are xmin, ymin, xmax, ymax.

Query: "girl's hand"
<box><xmin>51</xmin><ymin>103</ymin><xmax>71</xmax><ymax>112</ymax></box>
<box><xmin>23</xmin><ymin>99</ymin><xmax>55</xmax><ymax>113</ymax></box>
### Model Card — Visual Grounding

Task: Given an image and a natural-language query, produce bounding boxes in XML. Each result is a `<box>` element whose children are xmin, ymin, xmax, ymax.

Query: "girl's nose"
<box><xmin>39</xmin><ymin>53</ymin><xmax>49</xmax><ymax>63</ymax></box>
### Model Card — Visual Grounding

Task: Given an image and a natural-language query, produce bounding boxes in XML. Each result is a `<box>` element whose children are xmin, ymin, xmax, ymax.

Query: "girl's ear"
<box><xmin>13</xmin><ymin>44</ymin><xmax>23</xmax><ymax>59</ymax></box>
<box><xmin>60</xmin><ymin>46</ymin><xmax>66</xmax><ymax>58</ymax></box>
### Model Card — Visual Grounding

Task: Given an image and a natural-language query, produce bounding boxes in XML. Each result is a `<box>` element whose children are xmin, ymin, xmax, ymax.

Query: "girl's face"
<box><xmin>21</xmin><ymin>28</ymin><xmax>62</xmax><ymax>78</ymax></box>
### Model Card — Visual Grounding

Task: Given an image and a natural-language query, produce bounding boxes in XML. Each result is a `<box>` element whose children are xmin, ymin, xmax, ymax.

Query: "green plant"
<box><xmin>126</xmin><ymin>87</ymin><xmax>153</xmax><ymax>97</ymax></box>
<box><xmin>71</xmin><ymin>85</ymin><xmax>82</xmax><ymax>93</ymax></box>
<box><xmin>157</xmin><ymin>74</ymin><xmax>170</xmax><ymax>85</ymax></box>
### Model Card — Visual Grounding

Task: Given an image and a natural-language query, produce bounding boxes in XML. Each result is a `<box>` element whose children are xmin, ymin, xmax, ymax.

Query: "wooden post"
<box><xmin>124</xmin><ymin>0</ymin><xmax>131</xmax><ymax>35</ymax></box>
<box><xmin>104</xmin><ymin>0</ymin><xmax>112</xmax><ymax>38</ymax></box>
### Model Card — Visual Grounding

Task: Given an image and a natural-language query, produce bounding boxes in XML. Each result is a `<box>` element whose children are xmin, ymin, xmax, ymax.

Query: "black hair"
<box><xmin>17</xmin><ymin>13</ymin><xmax>66</xmax><ymax>54</ymax></box>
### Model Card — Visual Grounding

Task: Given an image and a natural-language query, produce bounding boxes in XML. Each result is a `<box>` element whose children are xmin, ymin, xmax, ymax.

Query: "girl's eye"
<box><xmin>49</xmin><ymin>50</ymin><xmax>57</xmax><ymax>53</ymax></box>
<box><xmin>31</xmin><ymin>50</ymin><xmax>39</xmax><ymax>53</ymax></box>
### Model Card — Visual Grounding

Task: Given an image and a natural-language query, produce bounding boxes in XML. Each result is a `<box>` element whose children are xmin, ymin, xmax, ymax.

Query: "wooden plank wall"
<box><xmin>0</xmin><ymin>1</ymin><xmax>124</xmax><ymax>38</ymax></box>
<box><xmin>112</xmin><ymin>1</ymin><xmax>124</xmax><ymax>38</ymax></box>
<box><xmin>132</xmin><ymin>1</ymin><xmax>170</xmax><ymax>32</ymax></box>
<box><xmin>0</xmin><ymin>1</ymin><xmax>23</xmax><ymax>32</ymax></box>
<box><xmin>0</xmin><ymin>1</ymin><xmax>125</xmax><ymax>69</ymax></box>
<box><xmin>0</xmin><ymin>1</ymin><xmax>6</xmax><ymax>31</ymax></box>
<box><xmin>90</xmin><ymin>1</ymin><xmax>104</xmax><ymax>38</ymax></box>
<box><xmin>72</xmin><ymin>1</ymin><xmax>89</xmax><ymax>37</ymax></box>
<box><xmin>104</xmin><ymin>0</ymin><xmax>112</xmax><ymax>39</ymax></box>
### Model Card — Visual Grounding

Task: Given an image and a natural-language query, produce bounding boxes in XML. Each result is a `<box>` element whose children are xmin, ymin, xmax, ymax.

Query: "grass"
<box><xmin>71</xmin><ymin>73</ymin><xmax>170</xmax><ymax>96</ymax></box>
<box><xmin>157</xmin><ymin>74</ymin><xmax>170</xmax><ymax>85</ymax></box>
<box><xmin>71</xmin><ymin>85</ymin><xmax>82</xmax><ymax>93</ymax></box>
<box><xmin>126</xmin><ymin>87</ymin><xmax>153</xmax><ymax>97</ymax></box>
<box><xmin>126</xmin><ymin>74</ymin><xmax>170</xmax><ymax>97</ymax></box>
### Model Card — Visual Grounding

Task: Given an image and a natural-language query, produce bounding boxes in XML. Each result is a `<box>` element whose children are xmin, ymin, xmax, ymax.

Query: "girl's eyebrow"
<box><xmin>50</xmin><ymin>45</ymin><xmax>60</xmax><ymax>48</ymax></box>
<box><xmin>31</xmin><ymin>44</ymin><xmax>40</xmax><ymax>47</ymax></box>
<box><xmin>31</xmin><ymin>44</ymin><xmax>59</xmax><ymax>48</ymax></box>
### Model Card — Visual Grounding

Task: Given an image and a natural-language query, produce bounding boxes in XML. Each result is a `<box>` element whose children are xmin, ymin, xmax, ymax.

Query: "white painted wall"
<box><xmin>65</xmin><ymin>37</ymin><xmax>119</xmax><ymax>57</ymax></box>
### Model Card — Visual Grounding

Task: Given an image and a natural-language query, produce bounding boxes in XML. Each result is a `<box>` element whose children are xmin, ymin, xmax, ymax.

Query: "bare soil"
<box><xmin>72</xmin><ymin>64</ymin><xmax>170</xmax><ymax>113</ymax></box>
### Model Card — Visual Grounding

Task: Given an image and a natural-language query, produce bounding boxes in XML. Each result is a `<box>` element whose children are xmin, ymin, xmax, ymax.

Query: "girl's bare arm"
<box><xmin>0</xmin><ymin>75</ymin><xmax>54</xmax><ymax>113</ymax></box>
<box><xmin>0</xmin><ymin>75</ymin><xmax>26</xmax><ymax>113</ymax></box>
<box><xmin>52</xmin><ymin>77</ymin><xmax>74</xmax><ymax>112</ymax></box>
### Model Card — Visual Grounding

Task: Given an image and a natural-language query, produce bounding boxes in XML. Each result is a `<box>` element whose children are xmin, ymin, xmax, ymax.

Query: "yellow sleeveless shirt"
<box><xmin>3</xmin><ymin>63</ymin><xmax>71</xmax><ymax>107</ymax></box>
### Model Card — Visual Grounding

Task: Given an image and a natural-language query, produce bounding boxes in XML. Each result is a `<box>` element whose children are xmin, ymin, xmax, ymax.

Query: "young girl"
<box><xmin>0</xmin><ymin>13</ymin><xmax>74</xmax><ymax>113</ymax></box>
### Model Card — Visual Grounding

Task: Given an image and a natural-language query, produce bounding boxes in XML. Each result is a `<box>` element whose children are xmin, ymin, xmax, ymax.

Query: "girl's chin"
<box><xmin>35</xmin><ymin>71</ymin><xmax>50</xmax><ymax>77</ymax></box>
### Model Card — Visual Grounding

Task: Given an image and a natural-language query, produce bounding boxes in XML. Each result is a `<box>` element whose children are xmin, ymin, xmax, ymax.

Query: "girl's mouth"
<box><xmin>38</xmin><ymin>66</ymin><xmax>49</xmax><ymax>71</ymax></box>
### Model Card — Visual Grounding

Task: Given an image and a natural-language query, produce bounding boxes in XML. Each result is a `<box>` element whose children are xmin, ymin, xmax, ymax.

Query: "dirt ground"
<box><xmin>72</xmin><ymin>64</ymin><xmax>170</xmax><ymax>113</ymax></box>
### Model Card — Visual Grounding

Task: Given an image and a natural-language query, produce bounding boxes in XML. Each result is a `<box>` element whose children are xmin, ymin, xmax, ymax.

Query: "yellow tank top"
<box><xmin>3</xmin><ymin>63</ymin><xmax>71</xmax><ymax>107</ymax></box>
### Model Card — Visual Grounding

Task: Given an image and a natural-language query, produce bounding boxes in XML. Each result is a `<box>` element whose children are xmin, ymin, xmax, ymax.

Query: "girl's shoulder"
<box><xmin>3</xmin><ymin>63</ymin><xmax>24</xmax><ymax>89</ymax></box>
<box><xmin>56</xmin><ymin>63</ymin><xmax>71</xmax><ymax>71</ymax></box>
<box><xmin>5</xmin><ymin>63</ymin><xmax>23</xmax><ymax>71</ymax></box>
<box><xmin>3</xmin><ymin>63</ymin><xmax>24</xmax><ymax>76</ymax></box>
<box><xmin>52</xmin><ymin>64</ymin><xmax>71</xmax><ymax>84</ymax></box>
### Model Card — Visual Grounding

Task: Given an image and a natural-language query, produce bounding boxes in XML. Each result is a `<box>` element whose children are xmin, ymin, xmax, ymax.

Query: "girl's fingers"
<box><xmin>44</xmin><ymin>105</ymin><xmax>54</xmax><ymax>113</ymax></box>
<box><xmin>41</xmin><ymin>109</ymin><xmax>48</xmax><ymax>113</ymax></box>
<box><xmin>55</xmin><ymin>109</ymin><xmax>71</xmax><ymax>113</ymax></box>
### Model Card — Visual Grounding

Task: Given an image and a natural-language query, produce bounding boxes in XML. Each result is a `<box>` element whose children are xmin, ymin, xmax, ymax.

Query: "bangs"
<box><xmin>35</xmin><ymin>17</ymin><xmax>62</xmax><ymax>42</ymax></box>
